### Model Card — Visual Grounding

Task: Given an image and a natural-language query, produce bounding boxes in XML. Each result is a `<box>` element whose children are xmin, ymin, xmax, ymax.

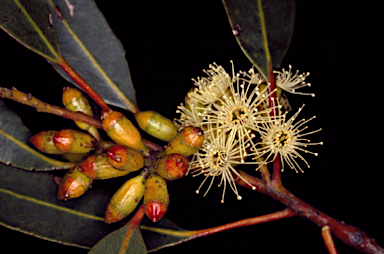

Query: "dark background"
<box><xmin>1</xmin><ymin>1</ymin><xmax>383</xmax><ymax>254</ymax></box>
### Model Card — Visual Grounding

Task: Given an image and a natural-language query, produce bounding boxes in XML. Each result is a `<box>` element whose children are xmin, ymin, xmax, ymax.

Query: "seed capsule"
<box><xmin>135</xmin><ymin>111</ymin><xmax>178</xmax><ymax>142</ymax></box>
<box><xmin>155</xmin><ymin>154</ymin><xmax>188</xmax><ymax>181</ymax></box>
<box><xmin>101</xmin><ymin>110</ymin><xmax>150</xmax><ymax>157</ymax></box>
<box><xmin>62</xmin><ymin>86</ymin><xmax>100</xmax><ymax>140</ymax></box>
<box><xmin>57</xmin><ymin>168</ymin><xmax>93</xmax><ymax>200</ymax></box>
<box><xmin>104</xmin><ymin>169</ymin><xmax>148</xmax><ymax>224</ymax></box>
<box><xmin>53</xmin><ymin>129</ymin><xmax>95</xmax><ymax>153</ymax></box>
<box><xmin>30</xmin><ymin>130</ymin><xmax>64</xmax><ymax>154</ymax></box>
<box><xmin>79</xmin><ymin>154</ymin><xmax>131</xmax><ymax>180</ymax></box>
<box><xmin>107</xmin><ymin>145</ymin><xmax>144</xmax><ymax>172</ymax></box>
<box><xmin>143</xmin><ymin>174</ymin><xmax>169</xmax><ymax>222</ymax></box>
<box><xmin>165</xmin><ymin>126</ymin><xmax>204</xmax><ymax>157</ymax></box>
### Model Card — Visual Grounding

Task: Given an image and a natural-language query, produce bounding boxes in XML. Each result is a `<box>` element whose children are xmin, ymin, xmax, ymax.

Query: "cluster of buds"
<box><xmin>29</xmin><ymin>86</ymin><xmax>205</xmax><ymax>224</ymax></box>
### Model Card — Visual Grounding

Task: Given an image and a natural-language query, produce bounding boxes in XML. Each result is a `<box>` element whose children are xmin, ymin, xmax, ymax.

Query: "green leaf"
<box><xmin>0</xmin><ymin>162</ymin><xmax>123</xmax><ymax>248</ymax></box>
<box><xmin>222</xmin><ymin>0</ymin><xmax>296</xmax><ymax>80</ymax></box>
<box><xmin>44</xmin><ymin>0</ymin><xmax>138</xmax><ymax>112</ymax></box>
<box><xmin>0</xmin><ymin>100</ymin><xmax>76</xmax><ymax>171</ymax></box>
<box><xmin>140</xmin><ymin>218</ymin><xmax>194</xmax><ymax>252</ymax></box>
<box><xmin>89</xmin><ymin>221</ymin><xmax>147</xmax><ymax>254</ymax></box>
<box><xmin>0</xmin><ymin>0</ymin><xmax>61</xmax><ymax>63</ymax></box>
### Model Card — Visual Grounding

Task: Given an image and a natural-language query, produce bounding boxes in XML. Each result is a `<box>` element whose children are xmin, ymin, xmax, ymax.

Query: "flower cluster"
<box><xmin>176</xmin><ymin>62</ymin><xmax>322</xmax><ymax>202</ymax></box>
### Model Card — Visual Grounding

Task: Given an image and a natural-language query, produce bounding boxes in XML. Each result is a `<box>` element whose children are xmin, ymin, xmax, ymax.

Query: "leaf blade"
<box><xmin>0</xmin><ymin>100</ymin><xmax>76</xmax><ymax>171</ymax></box>
<box><xmin>0</xmin><ymin>0</ymin><xmax>61</xmax><ymax>62</ymax></box>
<box><xmin>140</xmin><ymin>218</ymin><xmax>195</xmax><ymax>252</ymax></box>
<box><xmin>89</xmin><ymin>207</ymin><xmax>147</xmax><ymax>254</ymax></box>
<box><xmin>44</xmin><ymin>0</ymin><xmax>138</xmax><ymax>112</ymax></box>
<box><xmin>0</xmin><ymin>163</ymin><xmax>123</xmax><ymax>248</ymax></box>
<box><xmin>222</xmin><ymin>0</ymin><xmax>296</xmax><ymax>80</ymax></box>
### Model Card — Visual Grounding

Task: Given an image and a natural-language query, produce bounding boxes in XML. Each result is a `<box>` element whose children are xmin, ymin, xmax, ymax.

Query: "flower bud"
<box><xmin>57</xmin><ymin>168</ymin><xmax>93</xmax><ymax>200</ymax></box>
<box><xmin>144</xmin><ymin>174</ymin><xmax>169</xmax><ymax>222</ymax></box>
<box><xmin>155</xmin><ymin>154</ymin><xmax>188</xmax><ymax>180</ymax></box>
<box><xmin>135</xmin><ymin>111</ymin><xmax>178</xmax><ymax>142</ymax></box>
<box><xmin>106</xmin><ymin>145</ymin><xmax>144</xmax><ymax>172</ymax></box>
<box><xmin>165</xmin><ymin>126</ymin><xmax>204</xmax><ymax>157</ymax></box>
<box><xmin>62</xmin><ymin>86</ymin><xmax>100</xmax><ymax>140</ymax></box>
<box><xmin>53</xmin><ymin>129</ymin><xmax>95</xmax><ymax>153</ymax></box>
<box><xmin>79</xmin><ymin>154</ymin><xmax>131</xmax><ymax>180</ymax></box>
<box><xmin>30</xmin><ymin>130</ymin><xmax>64</xmax><ymax>154</ymax></box>
<box><xmin>104</xmin><ymin>170</ymin><xmax>148</xmax><ymax>224</ymax></box>
<box><xmin>101</xmin><ymin>110</ymin><xmax>149</xmax><ymax>157</ymax></box>
<box><xmin>61</xmin><ymin>152</ymin><xmax>90</xmax><ymax>162</ymax></box>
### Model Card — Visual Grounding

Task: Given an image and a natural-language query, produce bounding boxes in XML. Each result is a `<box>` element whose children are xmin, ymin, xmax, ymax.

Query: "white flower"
<box><xmin>239</xmin><ymin>66</ymin><xmax>265</xmax><ymax>85</ymax></box>
<box><xmin>199</xmin><ymin>71</ymin><xmax>276</xmax><ymax>163</ymax></box>
<box><xmin>189</xmin><ymin>62</ymin><xmax>234</xmax><ymax>105</ymax></box>
<box><xmin>175</xmin><ymin>102</ymin><xmax>205</xmax><ymax>130</ymax></box>
<box><xmin>256</xmin><ymin>104</ymin><xmax>322</xmax><ymax>173</ymax></box>
<box><xmin>189</xmin><ymin>127</ymin><xmax>257</xmax><ymax>203</ymax></box>
<box><xmin>274</xmin><ymin>65</ymin><xmax>315</xmax><ymax>97</ymax></box>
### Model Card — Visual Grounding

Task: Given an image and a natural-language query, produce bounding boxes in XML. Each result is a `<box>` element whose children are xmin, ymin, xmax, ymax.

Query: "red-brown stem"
<box><xmin>235</xmin><ymin>170</ymin><xmax>384</xmax><ymax>254</ymax></box>
<box><xmin>256</xmin><ymin>156</ymin><xmax>270</xmax><ymax>183</ymax></box>
<box><xmin>57</xmin><ymin>57</ymin><xmax>110</xmax><ymax>111</ymax></box>
<box><xmin>0</xmin><ymin>87</ymin><xmax>103</xmax><ymax>128</ymax></box>
<box><xmin>271</xmin><ymin>156</ymin><xmax>282</xmax><ymax>186</ymax></box>
<box><xmin>143</xmin><ymin>139</ymin><xmax>164</xmax><ymax>152</ymax></box>
<box><xmin>119</xmin><ymin>206</ymin><xmax>145</xmax><ymax>254</ymax></box>
<box><xmin>322</xmin><ymin>225</ymin><xmax>338</xmax><ymax>254</ymax></box>
<box><xmin>188</xmin><ymin>208</ymin><xmax>296</xmax><ymax>239</ymax></box>
<box><xmin>266</xmin><ymin>64</ymin><xmax>282</xmax><ymax>184</ymax></box>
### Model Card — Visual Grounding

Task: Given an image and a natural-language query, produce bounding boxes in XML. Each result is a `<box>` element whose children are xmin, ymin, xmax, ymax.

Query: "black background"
<box><xmin>1</xmin><ymin>1</ymin><xmax>384</xmax><ymax>254</ymax></box>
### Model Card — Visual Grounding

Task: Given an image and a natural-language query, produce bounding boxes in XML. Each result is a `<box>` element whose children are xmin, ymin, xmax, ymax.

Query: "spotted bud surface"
<box><xmin>104</xmin><ymin>170</ymin><xmax>148</xmax><ymax>223</ymax></box>
<box><xmin>79</xmin><ymin>154</ymin><xmax>131</xmax><ymax>180</ymax></box>
<box><xmin>135</xmin><ymin>111</ymin><xmax>178</xmax><ymax>142</ymax></box>
<box><xmin>144</xmin><ymin>174</ymin><xmax>169</xmax><ymax>222</ymax></box>
<box><xmin>165</xmin><ymin>126</ymin><xmax>204</xmax><ymax>156</ymax></box>
<box><xmin>107</xmin><ymin>145</ymin><xmax>144</xmax><ymax>172</ymax></box>
<box><xmin>53</xmin><ymin>129</ymin><xmax>95</xmax><ymax>153</ymax></box>
<box><xmin>30</xmin><ymin>130</ymin><xmax>64</xmax><ymax>154</ymax></box>
<box><xmin>57</xmin><ymin>168</ymin><xmax>93</xmax><ymax>200</ymax></box>
<box><xmin>155</xmin><ymin>154</ymin><xmax>188</xmax><ymax>180</ymax></box>
<box><xmin>101</xmin><ymin>110</ymin><xmax>149</xmax><ymax>157</ymax></box>
<box><xmin>62</xmin><ymin>86</ymin><xmax>100</xmax><ymax>140</ymax></box>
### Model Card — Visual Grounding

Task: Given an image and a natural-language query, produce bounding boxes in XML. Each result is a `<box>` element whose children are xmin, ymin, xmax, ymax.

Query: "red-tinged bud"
<box><xmin>144</xmin><ymin>201</ymin><xmax>168</xmax><ymax>223</ymax></box>
<box><xmin>135</xmin><ymin>111</ymin><xmax>178</xmax><ymax>142</ymax></box>
<box><xmin>143</xmin><ymin>174</ymin><xmax>169</xmax><ymax>222</ymax></box>
<box><xmin>62</xmin><ymin>86</ymin><xmax>100</xmax><ymax>140</ymax></box>
<box><xmin>104</xmin><ymin>169</ymin><xmax>148</xmax><ymax>224</ymax></box>
<box><xmin>57</xmin><ymin>168</ymin><xmax>93</xmax><ymax>200</ymax></box>
<box><xmin>101</xmin><ymin>110</ymin><xmax>149</xmax><ymax>157</ymax></box>
<box><xmin>155</xmin><ymin>154</ymin><xmax>188</xmax><ymax>180</ymax></box>
<box><xmin>107</xmin><ymin>145</ymin><xmax>144</xmax><ymax>172</ymax></box>
<box><xmin>30</xmin><ymin>130</ymin><xmax>64</xmax><ymax>154</ymax></box>
<box><xmin>53</xmin><ymin>129</ymin><xmax>95</xmax><ymax>153</ymax></box>
<box><xmin>79</xmin><ymin>154</ymin><xmax>131</xmax><ymax>180</ymax></box>
<box><xmin>165</xmin><ymin>126</ymin><xmax>204</xmax><ymax>157</ymax></box>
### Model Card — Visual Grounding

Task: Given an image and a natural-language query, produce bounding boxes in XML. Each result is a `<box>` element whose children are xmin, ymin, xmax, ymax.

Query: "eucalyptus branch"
<box><xmin>0</xmin><ymin>87</ymin><xmax>103</xmax><ymax>128</ymax></box>
<box><xmin>235</xmin><ymin>170</ymin><xmax>384</xmax><ymax>254</ymax></box>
